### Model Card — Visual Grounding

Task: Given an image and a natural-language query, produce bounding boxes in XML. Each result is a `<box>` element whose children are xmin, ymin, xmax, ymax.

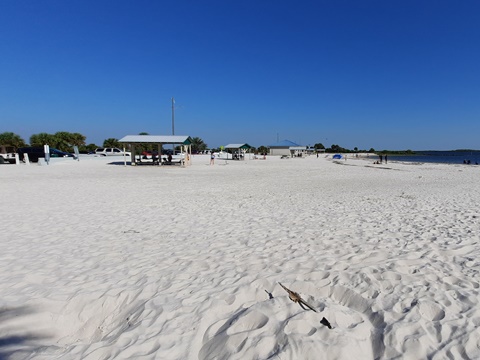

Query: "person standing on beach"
<box><xmin>210</xmin><ymin>152</ymin><xmax>215</xmax><ymax>165</ymax></box>
<box><xmin>385</xmin><ymin>154</ymin><xmax>388</xmax><ymax>164</ymax></box>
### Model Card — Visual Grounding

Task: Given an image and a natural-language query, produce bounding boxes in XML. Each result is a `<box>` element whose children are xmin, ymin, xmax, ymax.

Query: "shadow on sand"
<box><xmin>0</xmin><ymin>306</ymin><xmax>50</xmax><ymax>360</ymax></box>
<box><xmin>107</xmin><ymin>161</ymin><xmax>132</xmax><ymax>166</ymax></box>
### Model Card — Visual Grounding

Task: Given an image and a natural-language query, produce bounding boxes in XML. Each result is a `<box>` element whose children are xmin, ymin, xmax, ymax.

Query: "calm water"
<box><xmin>371</xmin><ymin>151</ymin><xmax>480</xmax><ymax>165</ymax></box>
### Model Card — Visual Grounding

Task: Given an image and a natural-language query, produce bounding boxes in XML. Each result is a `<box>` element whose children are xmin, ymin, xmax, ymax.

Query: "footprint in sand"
<box><xmin>417</xmin><ymin>301</ymin><xmax>445</xmax><ymax>321</ymax></box>
<box><xmin>284</xmin><ymin>319</ymin><xmax>317</xmax><ymax>336</ymax></box>
<box><xmin>198</xmin><ymin>308</ymin><xmax>271</xmax><ymax>360</ymax></box>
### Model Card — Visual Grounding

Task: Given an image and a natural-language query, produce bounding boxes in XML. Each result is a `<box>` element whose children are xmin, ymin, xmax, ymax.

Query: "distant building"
<box><xmin>268</xmin><ymin>140</ymin><xmax>306</xmax><ymax>157</ymax></box>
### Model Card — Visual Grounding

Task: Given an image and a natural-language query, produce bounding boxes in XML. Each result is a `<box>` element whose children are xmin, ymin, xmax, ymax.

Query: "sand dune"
<box><xmin>1</xmin><ymin>155</ymin><xmax>479</xmax><ymax>359</ymax></box>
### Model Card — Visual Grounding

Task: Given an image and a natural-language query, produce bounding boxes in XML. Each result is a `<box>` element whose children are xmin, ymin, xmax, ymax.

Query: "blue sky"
<box><xmin>1</xmin><ymin>0</ymin><xmax>479</xmax><ymax>150</ymax></box>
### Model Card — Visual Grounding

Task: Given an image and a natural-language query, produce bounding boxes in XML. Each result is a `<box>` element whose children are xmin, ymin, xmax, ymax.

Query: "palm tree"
<box><xmin>84</xmin><ymin>143</ymin><xmax>98</xmax><ymax>152</ymax></box>
<box><xmin>53</xmin><ymin>131</ymin><xmax>75</xmax><ymax>151</ymax></box>
<box><xmin>70</xmin><ymin>132</ymin><xmax>87</xmax><ymax>147</ymax></box>
<box><xmin>28</xmin><ymin>131</ymin><xmax>87</xmax><ymax>152</ymax></box>
<box><xmin>137</xmin><ymin>132</ymin><xmax>152</xmax><ymax>152</ymax></box>
<box><xmin>0</xmin><ymin>132</ymin><xmax>26</xmax><ymax>150</ymax></box>
<box><xmin>103</xmin><ymin>138</ymin><xmax>121</xmax><ymax>148</ymax></box>
<box><xmin>257</xmin><ymin>145</ymin><xmax>268</xmax><ymax>154</ymax></box>
<box><xmin>190</xmin><ymin>137</ymin><xmax>207</xmax><ymax>153</ymax></box>
<box><xmin>30</xmin><ymin>133</ymin><xmax>55</xmax><ymax>147</ymax></box>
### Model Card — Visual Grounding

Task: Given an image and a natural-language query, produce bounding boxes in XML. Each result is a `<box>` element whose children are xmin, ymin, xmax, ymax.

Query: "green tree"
<box><xmin>103</xmin><ymin>138</ymin><xmax>121</xmax><ymax>148</ymax></box>
<box><xmin>190</xmin><ymin>137</ymin><xmax>208</xmax><ymax>153</ymax></box>
<box><xmin>138</xmin><ymin>132</ymin><xmax>152</xmax><ymax>152</ymax></box>
<box><xmin>326</xmin><ymin>144</ymin><xmax>350</xmax><ymax>153</ymax></box>
<box><xmin>53</xmin><ymin>131</ymin><xmax>74</xmax><ymax>151</ymax></box>
<box><xmin>29</xmin><ymin>131</ymin><xmax>87</xmax><ymax>152</ymax></box>
<box><xmin>70</xmin><ymin>132</ymin><xmax>87</xmax><ymax>147</ymax></box>
<box><xmin>0</xmin><ymin>132</ymin><xmax>26</xmax><ymax>150</ymax></box>
<box><xmin>257</xmin><ymin>145</ymin><xmax>268</xmax><ymax>154</ymax></box>
<box><xmin>79</xmin><ymin>143</ymin><xmax>98</xmax><ymax>153</ymax></box>
<box><xmin>314</xmin><ymin>143</ymin><xmax>325</xmax><ymax>150</ymax></box>
<box><xmin>30</xmin><ymin>133</ymin><xmax>56</xmax><ymax>147</ymax></box>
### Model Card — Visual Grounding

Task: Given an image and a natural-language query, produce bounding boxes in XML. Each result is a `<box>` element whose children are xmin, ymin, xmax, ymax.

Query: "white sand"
<box><xmin>1</xmin><ymin>155</ymin><xmax>479</xmax><ymax>359</ymax></box>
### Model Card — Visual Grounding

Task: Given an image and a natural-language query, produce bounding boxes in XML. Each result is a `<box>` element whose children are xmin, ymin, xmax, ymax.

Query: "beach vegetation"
<box><xmin>103</xmin><ymin>138</ymin><xmax>121</xmax><ymax>148</ymax></box>
<box><xmin>257</xmin><ymin>145</ymin><xmax>268</xmax><ymax>154</ymax></box>
<box><xmin>310</xmin><ymin>143</ymin><xmax>418</xmax><ymax>155</ymax></box>
<box><xmin>70</xmin><ymin>133</ymin><xmax>86</xmax><ymax>146</ymax></box>
<box><xmin>314</xmin><ymin>143</ymin><xmax>325</xmax><ymax>150</ymax></box>
<box><xmin>53</xmin><ymin>131</ymin><xmax>86</xmax><ymax>151</ymax></box>
<box><xmin>326</xmin><ymin>144</ymin><xmax>349</xmax><ymax>153</ymax></box>
<box><xmin>377</xmin><ymin>149</ymin><xmax>416</xmax><ymax>155</ymax></box>
<box><xmin>190</xmin><ymin>137</ymin><xmax>208</xmax><ymax>153</ymax></box>
<box><xmin>30</xmin><ymin>133</ymin><xmax>56</xmax><ymax>148</ymax></box>
<box><xmin>84</xmin><ymin>143</ymin><xmax>98</xmax><ymax>152</ymax></box>
<box><xmin>0</xmin><ymin>132</ymin><xmax>26</xmax><ymax>150</ymax></box>
<box><xmin>55</xmin><ymin>132</ymin><xmax>70</xmax><ymax>150</ymax></box>
<box><xmin>30</xmin><ymin>131</ymin><xmax>86</xmax><ymax>152</ymax></box>
<box><xmin>134</xmin><ymin>133</ymin><xmax>157</xmax><ymax>153</ymax></box>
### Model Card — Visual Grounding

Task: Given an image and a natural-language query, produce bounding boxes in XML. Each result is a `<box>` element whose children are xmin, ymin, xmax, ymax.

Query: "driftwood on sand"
<box><xmin>278</xmin><ymin>282</ymin><xmax>317</xmax><ymax>312</ymax></box>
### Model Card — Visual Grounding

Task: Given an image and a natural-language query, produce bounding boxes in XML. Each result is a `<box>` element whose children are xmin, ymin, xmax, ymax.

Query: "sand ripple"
<box><xmin>1</xmin><ymin>156</ymin><xmax>479</xmax><ymax>359</ymax></box>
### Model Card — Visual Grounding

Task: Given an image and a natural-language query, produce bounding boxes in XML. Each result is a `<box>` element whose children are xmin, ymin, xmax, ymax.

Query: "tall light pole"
<box><xmin>171</xmin><ymin>97</ymin><xmax>175</xmax><ymax>135</ymax></box>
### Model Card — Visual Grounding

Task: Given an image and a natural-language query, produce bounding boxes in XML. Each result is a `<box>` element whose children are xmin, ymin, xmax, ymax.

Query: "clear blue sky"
<box><xmin>1</xmin><ymin>0</ymin><xmax>479</xmax><ymax>150</ymax></box>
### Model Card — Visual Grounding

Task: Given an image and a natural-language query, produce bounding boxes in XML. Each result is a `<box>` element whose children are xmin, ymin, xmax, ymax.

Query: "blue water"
<box><xmin>371</xmin><ymin>151</ymin><xmax>480</xmax><ymax>165</ymax></box>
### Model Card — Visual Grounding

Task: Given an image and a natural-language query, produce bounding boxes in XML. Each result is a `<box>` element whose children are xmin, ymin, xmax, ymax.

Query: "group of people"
<box><xmin>209</xmin><ymin>152</ymin><xmax>249</xmax><ymax>165</ymax></box>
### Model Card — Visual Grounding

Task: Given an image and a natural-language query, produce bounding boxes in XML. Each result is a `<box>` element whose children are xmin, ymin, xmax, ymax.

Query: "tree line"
<box><xmin>313</xmin><ymin>143</ymin><xmax>415</xmax><ymax>154</ymax></box>
<box><xmin>0</xmin><ymin>131</ymin><xmax>415</xmax><ymax>155</ymax></box>
<box><xmin>0</xmin><ymin>131</ymin><xmax>95</xmax><ymax>153</ymax></box>
<box><xmin>0</xmin><ymin>131</ymin><xmax>212</xmax><ymax>154</ymax></box>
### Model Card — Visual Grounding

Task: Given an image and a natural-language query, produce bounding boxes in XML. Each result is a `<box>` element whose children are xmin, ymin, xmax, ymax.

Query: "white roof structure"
<box><xmin>224</xmin><ymin>143</ymin><xmax>253</xmax><ymax>149</ymax></box>
<box><xmin>119</xmin><ymin>135</ymin><xmax>192</xmax><ymax>144</ymax></box>
<box><xmin>117</xmin><ymin>135</ymin><xmax>193</xmax><ymax>167</ymax></box>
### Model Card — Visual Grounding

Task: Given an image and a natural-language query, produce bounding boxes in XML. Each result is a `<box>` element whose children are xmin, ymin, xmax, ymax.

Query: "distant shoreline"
<box><xmin>367</xmin><ymin>151</ymin><xmax>480</xmax><ymax>165</ymax></box>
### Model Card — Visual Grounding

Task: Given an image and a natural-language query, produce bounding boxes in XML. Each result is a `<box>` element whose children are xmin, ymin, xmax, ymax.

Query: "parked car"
<box><xmin>17</xmin><ymin>147</ymin><xmax>76</xmax><ymax>162</ymax></box>
<box><xmin>141</xmin><ymin>150</ymin><xmax>159</xmax><ymax>158</ymax></box>
<box><xmin>95</xmin><ymin>148</ymin><xmax>131</xmax><ymax>156</ymax></box>
<box><xmin>0</xmin><ymin>145</ymin><xmax>16</xmax><ymax>164</ymax></box>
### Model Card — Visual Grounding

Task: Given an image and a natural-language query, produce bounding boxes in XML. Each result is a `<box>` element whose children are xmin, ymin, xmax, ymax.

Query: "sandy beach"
<box><xmin>1</xmin><ymin>155</ymin><xmax>479</xmax><ymax>359</ymax></box>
